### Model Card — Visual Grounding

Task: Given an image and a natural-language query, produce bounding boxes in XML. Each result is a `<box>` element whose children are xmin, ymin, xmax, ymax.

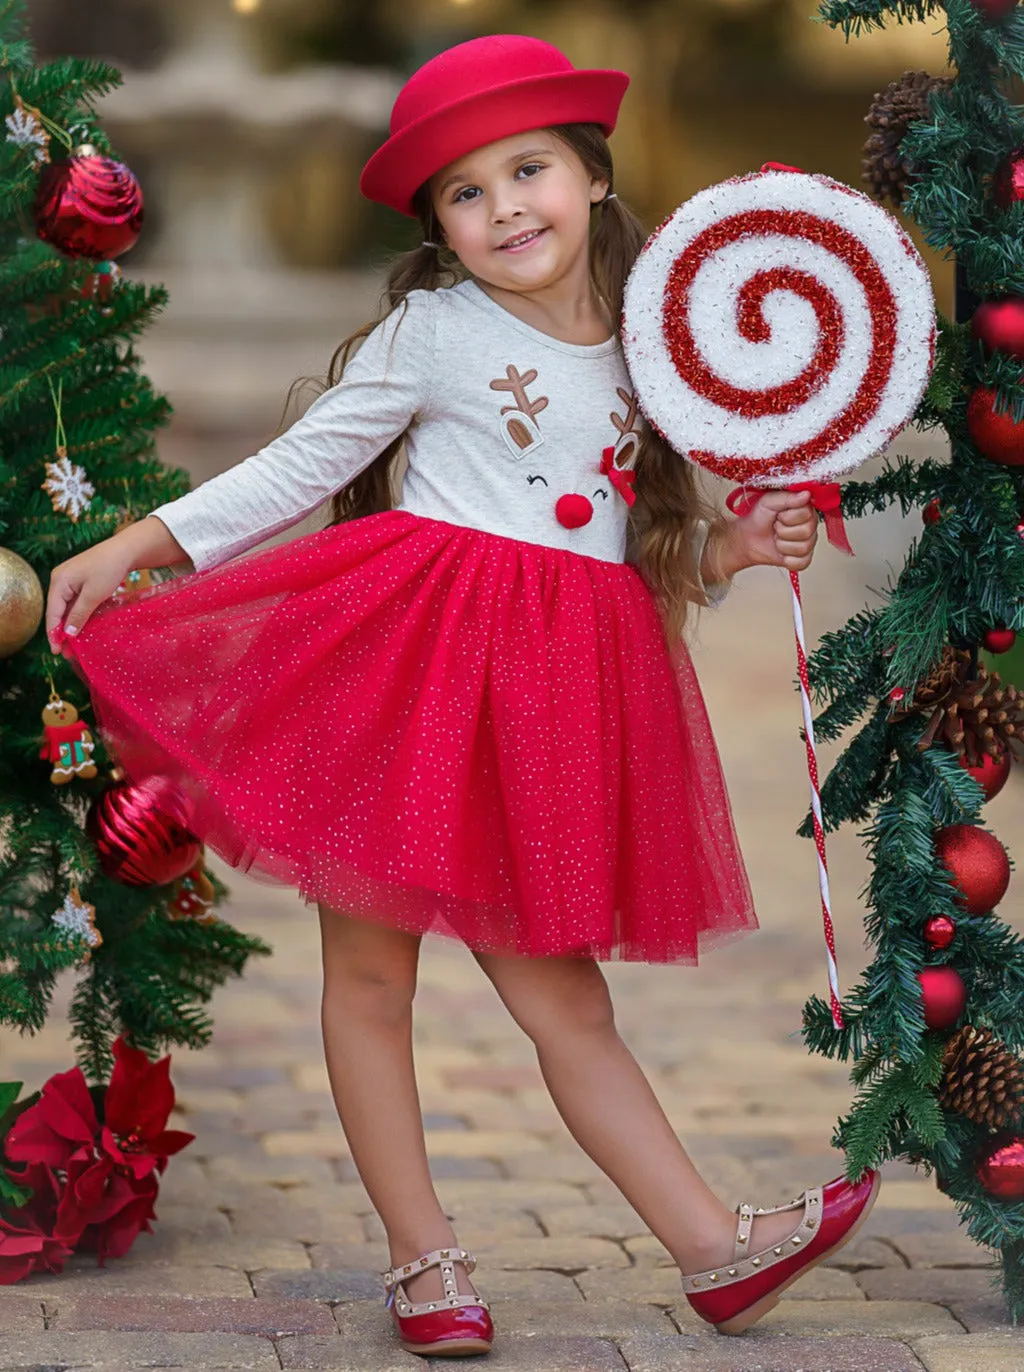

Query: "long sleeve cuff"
<box><xmin>693</xmin><ymin>519</ymin><xmax>732</xmax><ymax>608</ymax></box>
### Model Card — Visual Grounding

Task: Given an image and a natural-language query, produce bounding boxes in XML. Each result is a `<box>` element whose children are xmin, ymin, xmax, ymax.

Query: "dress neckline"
<box><xmin>457</xmin><ymin>278</ymin><xmax>620</xmax><ymax>358</ymax></box>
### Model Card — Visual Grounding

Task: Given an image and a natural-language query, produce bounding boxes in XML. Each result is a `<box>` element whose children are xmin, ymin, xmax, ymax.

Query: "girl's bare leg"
<box><xmin>472</xmin><ymin>949</ymin><xmax>801</xmax><ymax>1273</ymax></box>
<box><xmin>317</xmin><ymin>906</ymin><xmax>477</xmax><ymax>1302</ymax></box>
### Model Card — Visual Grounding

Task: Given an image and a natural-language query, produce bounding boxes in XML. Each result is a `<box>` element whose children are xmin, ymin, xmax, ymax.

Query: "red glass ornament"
<box><xmin>85</xmin><ymin>777</ymin><xmax>201</xmax><ymax>886</ymax></box>
<box><xmin>922</xmin><ymin>498</ymin><xmax>941</xmax><ymax>526</ymax></box>
<box><xmin>994</xmin><ymin>148</ymin><xmax>1024</xmax><ymax>208</ymax></box>
<box><xmin>34</xmin><ymin>147</ymin><xmax>144</xmax><ymax>260</ymax></box>
<box><xmin>923</xmin><ymin>914</ymin><xmax>956</xmax><ymax>949</ymax></box>
<box><xmin>917</xmin><ymin>966</ymin><xmax>966</xmax><ymax>1030</ymax></box>
<box><xmin>976</xmin><ymin>1134</ymin><xmax>1024</xmax><ymax>1200</ymax></box>
<box><xmin>962</xmin><ymin>750</ymin><xmax>1012</xmax><ymax>800</ymax></box>
<box><xmin>971</xmin><ymin>297</ymin><xmax>1024</xmax><ymax>358</ymax></box>
<box><xmin>970</xmin><ymin>0</ymin><xmax>1019</xmax><ymax>20</ymax></box>
<box><xmin>966</xmin><ymin>387</ymin><xmax>1024</xmax><ymax>466</ymax></box>
<box><xmin>934</xmin><ymin>824</ymin><xmax>1011</xmax><ymax>914</ymax></box>
<box><xmin>889</xmin><ymin>687</ymin><xmax>906</xmax><ymax>704</ymax></box>
<box><xmin>983</xmin><ymin>626</ymin><xmax>1017</xmax><ymax>653</ymax></box>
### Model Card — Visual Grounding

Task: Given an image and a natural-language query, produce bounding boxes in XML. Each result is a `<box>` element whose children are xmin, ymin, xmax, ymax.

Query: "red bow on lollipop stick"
<box><xmin>600</xmin><ymin>446</ymin><xmax>638</xmax><ymax>506</ymax></box>
<box><xmin>725</xmin><ymin>481</ymin><xmax>854</xmax><ymax>556</ymax></box>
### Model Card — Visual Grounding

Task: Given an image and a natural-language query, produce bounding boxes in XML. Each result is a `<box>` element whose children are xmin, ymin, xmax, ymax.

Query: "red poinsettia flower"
<box><xmin>0</xmin><ymin>1163</ymin><xmax>74</xmax><ymax>1284</ymax></box>
<box><xmin>3</xmin><ymin>1035</ymin><xmax>193</xmax><ymax>1269</ymax></box>
<box><xmin>6</xmin><ymin>1036</ymin><xmax>194</xmax><ymax>1182</ymax></box>
<box><xmin>101</xmin><ymin>1035</ymin><xmax>194</xmax><ymax>1181</ymax></box>
<box><xmin>4</xmin><ymin>1066</ymin><xmax>96</xmax><ymax>1169</ymax></box>
<box><xmin>60</xmin><ymin>1163</ymin><xmax>159</xmax><ymax>1264</ymax></box>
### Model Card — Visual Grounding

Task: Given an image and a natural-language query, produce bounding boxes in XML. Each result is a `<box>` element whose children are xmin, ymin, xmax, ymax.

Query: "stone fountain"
<box><xmin>96</xmin><ymin>0</ymin><xmax>400</xmax><ymax>449</ymax></box>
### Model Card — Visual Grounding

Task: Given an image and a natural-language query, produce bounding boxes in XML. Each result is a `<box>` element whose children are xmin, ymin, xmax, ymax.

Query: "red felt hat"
<box><xmin>360</xmin><ymin>34</ymin><xmax>629</xmax><ymax>218</ymax></box>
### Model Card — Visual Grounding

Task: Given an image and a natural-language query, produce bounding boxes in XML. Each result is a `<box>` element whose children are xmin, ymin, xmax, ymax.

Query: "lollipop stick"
<box><xmin>789</xmin><ymin>568</ymin><xmax>844</xmax><ymax>1031</ymax></box>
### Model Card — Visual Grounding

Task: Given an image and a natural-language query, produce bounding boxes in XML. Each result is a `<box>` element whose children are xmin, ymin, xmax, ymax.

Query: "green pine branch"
<box><xmin>817</xmin><ymin>0</ymin><xmax>944</xmax><ymax>38</ymax></box>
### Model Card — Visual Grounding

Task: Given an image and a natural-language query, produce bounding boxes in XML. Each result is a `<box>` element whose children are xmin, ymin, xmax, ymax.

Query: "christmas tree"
<box><xmin>802</xmin><ymin>0</ymin><xmax>1024</xmax><ymax>1321</ymax></box>
<box><xmin>0</xmin><ymin>0</ymin><xmax>269</xmax><ymax>1268</ymax></box>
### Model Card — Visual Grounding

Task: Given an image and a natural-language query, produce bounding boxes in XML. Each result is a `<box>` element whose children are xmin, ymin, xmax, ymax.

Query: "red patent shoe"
<box><xmin>681</xmin><ymin>1166</ymin><xmax>881</xmax><ymax>1335</ymax></box>
<box><xmin>382</xmin><ymin>1245</ymin><xmax>493</xmax><ymax>1357</ymax></box>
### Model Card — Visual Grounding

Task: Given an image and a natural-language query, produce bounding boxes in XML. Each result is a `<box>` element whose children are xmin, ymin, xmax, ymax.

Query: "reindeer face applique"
<box><xmin>488</xmin><ymin>365</ymin><xmax>642</xmax><ymax>533</ymax></box>
<box><xmin>490</xmin><ymin>365</ymin><xmax>548</xmax><ymax>459</ymax></box>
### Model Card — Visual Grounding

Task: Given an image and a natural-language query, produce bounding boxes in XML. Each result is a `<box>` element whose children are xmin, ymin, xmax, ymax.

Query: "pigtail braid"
<box><xmin>589</xmin><ymin>193</ymin><xmax>646</xmax><ymax>325</ymax></box>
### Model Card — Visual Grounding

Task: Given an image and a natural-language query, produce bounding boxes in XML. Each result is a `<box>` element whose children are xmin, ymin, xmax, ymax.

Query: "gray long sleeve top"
<box><xmin>148</xmin><ymin>278</ymin><xmax>729</xmax><ymax>604</ymax></box>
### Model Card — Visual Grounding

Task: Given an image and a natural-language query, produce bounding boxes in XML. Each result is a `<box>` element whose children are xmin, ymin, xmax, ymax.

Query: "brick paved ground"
<box><xmin>2</xmin><ymin>448</ymin><xmax>1023</xmax><ymax>1370</ymax></box>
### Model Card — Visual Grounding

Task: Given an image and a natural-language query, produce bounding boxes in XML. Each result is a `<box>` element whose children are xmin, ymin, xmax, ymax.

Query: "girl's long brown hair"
<box><xmin>283</xmin><ymin>123</ymin><xmax>726</xmax><ymax>639</ymax></box>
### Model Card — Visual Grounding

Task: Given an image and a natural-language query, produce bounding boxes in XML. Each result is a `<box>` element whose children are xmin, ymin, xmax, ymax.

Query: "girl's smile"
<box><xmin>497</xmin><ymin>227</ymin><xmax>549</xmax><ymax>252</ymax></box>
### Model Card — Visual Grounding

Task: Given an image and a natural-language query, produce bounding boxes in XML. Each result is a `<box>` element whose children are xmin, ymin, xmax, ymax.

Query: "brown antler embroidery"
<box><xmin>490</xmin><ymin>365</ymin><xmax>549</xmax><ymax>450</ymax></box>
<box><xmin>610</xmin><ymin>387</ymin><xmax>641</xmax><ymax>440</ymax></box>
<box><xmin>607</xmin><ymin>386</ymin><xmax>643</xmax><ymax>469</ymax></box>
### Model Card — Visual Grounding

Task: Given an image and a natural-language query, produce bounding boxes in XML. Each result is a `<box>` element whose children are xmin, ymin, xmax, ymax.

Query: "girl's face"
<box><xmin>428</xmin><ymin>131</ymin><xmax>608</xmax><ymax>293</ymax></box>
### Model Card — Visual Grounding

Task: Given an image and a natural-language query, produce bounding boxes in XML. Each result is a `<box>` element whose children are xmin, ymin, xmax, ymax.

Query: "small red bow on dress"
<box><xmin>600</xmin><ymin>447</ymin><xmax>637</xmax><ymax>507</ymax></box>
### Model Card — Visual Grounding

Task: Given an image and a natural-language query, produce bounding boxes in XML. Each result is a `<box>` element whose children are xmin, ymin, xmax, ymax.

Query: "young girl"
<box><xmin>47</xmin><ymin>33</ymin><xmax>879</xmax><ymax>1355</ymax></box>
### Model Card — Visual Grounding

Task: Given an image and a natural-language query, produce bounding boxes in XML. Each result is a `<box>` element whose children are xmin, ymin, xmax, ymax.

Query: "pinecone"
<box><xmin>863</xmin><ymin>71</ymin><xmax>953</xmax><ymax>207</ymax></box>
<box><xmin>916</xmin><ymin>662</ymin><xmax>1024</xmax><ymax>766</ymax></box>
<box><xmin>889</xmin><ymin>646</ymin><xmax>973</xmax><ymax>720</ymax></box>
<box><xmin>938</xmin><ymin>1025</ymin><xmax>1024</xmax><ymax>1129</ymax></box>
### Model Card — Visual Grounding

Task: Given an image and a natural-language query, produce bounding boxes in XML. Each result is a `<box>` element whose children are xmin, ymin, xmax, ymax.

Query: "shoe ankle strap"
<box><xmin>680</xmin><ymin>1187</ymin><xmax>823</xmax><ymax>1294</ymax></box>
<box><xmin>382</xmin><ymin>1246</ymin><xmax>476</xmax><ymax>1290</ymax></box>
<box><xmin>734</xmin><ymin>1202</ymin><xmax>754</xmax><ymax>1261</ymax></box>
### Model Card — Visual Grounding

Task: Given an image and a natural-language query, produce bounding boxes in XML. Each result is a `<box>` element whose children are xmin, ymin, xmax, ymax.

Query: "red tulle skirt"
<box><xmin>63</xmin><ymin>510</ymin><xmax>758</xmax><ymax>962</ymax></box>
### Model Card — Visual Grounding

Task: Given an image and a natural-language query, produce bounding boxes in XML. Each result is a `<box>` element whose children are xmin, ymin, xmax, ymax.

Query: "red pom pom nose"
<box><xmin>555</xmin><ymin>494</ymin><xmax>593</xmax><ymax>528</ymax></box>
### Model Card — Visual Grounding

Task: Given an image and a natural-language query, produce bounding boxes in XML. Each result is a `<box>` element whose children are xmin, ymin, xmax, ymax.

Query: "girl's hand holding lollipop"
<box><xmin>714</xmin><ymin>486</ymin><xmax>819</xmax><ymax>579</ymax></box>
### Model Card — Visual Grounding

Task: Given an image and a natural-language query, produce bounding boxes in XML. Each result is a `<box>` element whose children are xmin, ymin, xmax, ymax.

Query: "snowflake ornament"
<box><xmin>5</xmin><ymin>97</ymin><xmax>50</xmax><ymax>165</ymax></box>
<box><xmin>52</xmin><ymin>885</ymin><xmax>102</xmax><ymax>959</ymax></box>
<box><xmin>42</xmin><ymin>449</ymin><xmax>95</xmax><ymax>522</ymax></box>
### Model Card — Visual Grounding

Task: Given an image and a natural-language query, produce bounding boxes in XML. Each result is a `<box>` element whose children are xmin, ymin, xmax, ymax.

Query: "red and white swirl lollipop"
<box><xmin>622</xmin><ymin>164</ymin><xmax>935</xmax><ymax>487</ymax></box>
<box><xmin>623</xmin><ymin>165</ymin><xmax>936</xmax><ymax>1030</ymax></box>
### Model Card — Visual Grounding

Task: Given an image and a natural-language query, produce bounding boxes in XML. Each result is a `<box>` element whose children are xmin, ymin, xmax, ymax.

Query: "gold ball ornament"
<box><xmin>0</xmin><ymin>548</ymin><xmax>44</xmax><ymax>657</ymax></box>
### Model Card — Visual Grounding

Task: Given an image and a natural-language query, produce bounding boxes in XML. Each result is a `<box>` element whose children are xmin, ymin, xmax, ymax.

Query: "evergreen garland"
<box><xmin>804</xmin><ymin>0</ymin><xmax>1024</xmax><ymax>1321</ymax></box>
<box><xmin>0</xmin><ymin>0</ymin><xmax>269</xmax><ymax>1092</ymax></box>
